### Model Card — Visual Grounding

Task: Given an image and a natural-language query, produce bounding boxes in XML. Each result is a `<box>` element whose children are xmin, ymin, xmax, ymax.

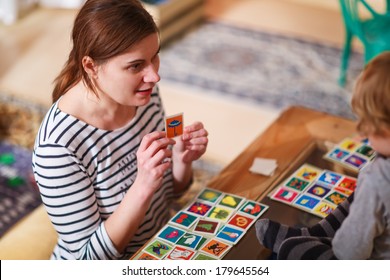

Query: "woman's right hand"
<box><xmin>134</xmin><ymin>131</ymin><xmax>176</xmax><ymax>193</ymax></box>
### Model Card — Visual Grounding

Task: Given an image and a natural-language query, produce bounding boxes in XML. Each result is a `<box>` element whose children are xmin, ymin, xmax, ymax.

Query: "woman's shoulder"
<box><xmin>35</xmin><ymin>99</ymin><xmax>93</xmax><ymax>148</ymax></box>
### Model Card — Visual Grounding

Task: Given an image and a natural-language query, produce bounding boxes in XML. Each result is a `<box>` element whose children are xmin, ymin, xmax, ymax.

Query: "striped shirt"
<box><xmin>32</xmin><ymin>87</ymin><xmax>175</xmax><ymax>259</ymax></box>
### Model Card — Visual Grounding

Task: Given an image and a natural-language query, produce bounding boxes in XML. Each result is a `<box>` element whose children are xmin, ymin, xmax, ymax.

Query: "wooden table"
<box><xmin>131</xmin><ymin>106</ymin><xmax>356</xmax><ymax>260</ymax></box>
<box><xmin>207</xmin><ymin>106</ymin><xmax>356</xmax><ymax>259</ymax></box>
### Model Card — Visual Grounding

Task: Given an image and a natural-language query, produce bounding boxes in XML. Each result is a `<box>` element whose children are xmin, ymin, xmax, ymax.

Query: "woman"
<box><xmin>32</xmin><ymin>0</ymin><xmax>208</xmax><ymax>260</ymax></box>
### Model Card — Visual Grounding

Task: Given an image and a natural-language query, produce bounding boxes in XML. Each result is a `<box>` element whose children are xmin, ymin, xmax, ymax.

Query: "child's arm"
<box><xmin>333</xmin><ymin>158</ymin><xmax>389</xmax><ymax>259</ymax></box>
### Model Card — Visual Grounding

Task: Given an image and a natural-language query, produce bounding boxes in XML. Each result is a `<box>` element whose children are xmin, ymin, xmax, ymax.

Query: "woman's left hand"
<box><xmin>173</xmin><ymin>121</ymin><xmax>208</xmax><ymax>164</ymax></box>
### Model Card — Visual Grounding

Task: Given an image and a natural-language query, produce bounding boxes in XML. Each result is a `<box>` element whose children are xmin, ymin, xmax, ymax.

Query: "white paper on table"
<box><xmin>249</xmin><ymin>157</ymin><xmax>278</xmax><ymax>176</ymax></box>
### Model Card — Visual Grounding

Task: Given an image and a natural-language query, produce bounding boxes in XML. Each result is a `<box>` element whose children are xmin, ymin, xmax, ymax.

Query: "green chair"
<box><xmin>338</xmin><ymin>0</ymin><xmax>390</xmax><ymax>86</ymax></box>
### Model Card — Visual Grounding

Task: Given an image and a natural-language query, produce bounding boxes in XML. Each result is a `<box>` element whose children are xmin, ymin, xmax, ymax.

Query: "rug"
<box><xmin>160</xmin><ymin>21</ymin><xmax>364</xmax><ymax>119</ymax></box>
<box><xmin>0</xmin><ymin>95</ymin><xmax>46</xmax><ymax>237</ymax></box>
<box><xmin>0</xmin><ymin>141</ymin><xmax>42</xmax><ymax>237</ymax></box>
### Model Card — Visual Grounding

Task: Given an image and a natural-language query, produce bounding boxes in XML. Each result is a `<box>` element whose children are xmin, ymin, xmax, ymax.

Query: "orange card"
<box><xmin>200</xmin><ymin>238</ymin><xmax>231</xmax><ymax>259</ymax></box>
<box><xmin>165</xmin><ymin>113</ymin><xmax>183</xmax><ymax>138</ymax></box>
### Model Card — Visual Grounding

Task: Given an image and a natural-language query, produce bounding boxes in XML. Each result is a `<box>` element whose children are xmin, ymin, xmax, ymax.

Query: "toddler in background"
<box><xmin>256</xmin><ymin>51</ymin><xmax>390</xmax><ymax>259</ymax></box>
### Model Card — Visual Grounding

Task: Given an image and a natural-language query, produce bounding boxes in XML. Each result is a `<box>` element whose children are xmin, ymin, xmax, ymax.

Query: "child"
<box><xmin>255</xmin><ymin>51</ymin><xmax>390</xmax><ymax>259</ymax></box>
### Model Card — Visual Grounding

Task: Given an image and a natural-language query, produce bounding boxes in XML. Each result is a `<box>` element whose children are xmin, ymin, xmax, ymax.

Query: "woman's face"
<box><xmin>93</xmin><ymin>32</ymin><xmax>160</xmax><ymax>107</ymax></box>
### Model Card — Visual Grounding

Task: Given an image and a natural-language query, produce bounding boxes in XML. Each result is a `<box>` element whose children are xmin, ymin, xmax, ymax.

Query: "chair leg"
<box><xmin>338</xmin><ymin>30</ymin><xmax>353</xmax><ymax>86</ymax></box>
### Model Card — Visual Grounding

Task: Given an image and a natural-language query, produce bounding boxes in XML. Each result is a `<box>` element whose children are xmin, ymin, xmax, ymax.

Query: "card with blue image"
<box><xmin>216</xmin><ymin>225</ymin><xmax>245</xmax><ymax>245</ymax></box>
<box><xmin>156</xmin><ymin>225</ymin><xmax>186</xmax><ymax>244</ymax></box>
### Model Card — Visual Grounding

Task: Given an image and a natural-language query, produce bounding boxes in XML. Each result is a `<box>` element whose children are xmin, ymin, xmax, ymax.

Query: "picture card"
<box><xmin>228</xmin><ymin>213</ymin><xmax>255</xmax><ymax>230</ymax></box>
<box><xmin>293</xmin><ymin>194</ymin><xmax>321</xmax><ymax>211</ymax></box>
<box><xmin>207</xmin><ymin>206</ymin><xmax>234</xmax><ymax>222</ymax></box>
<box><xmin>176</xmin><ymin>232</ymin><xmax>204</xmax><ymax>250</ymax></box>
<box><xmin>312</xmin><ymin>201</ymin><xmax>336</xmax><ymax>218</ymax></box>
<box><xmin>193</xmin><ymin>219</ymin><xmax>221</xmax><ymax>236</ymax></box>
<box><xmin>216</xmin><ymin>225</ymin><xmax>245</xmax><ymax>245</ymax></box>
<box><xmin>186</xmin><ymin>200</ymin><xmax>213</xmax><ymax>217</ymax></box>
<box><xmin>132</xmin><ymin>251</ymin><xmax>159</xmax><ymax>260</ymax></box>
<box><xmin>323</xmin><ymin>136</ymin><xmax>376</xmax><ymax>172</ymax></box>
<box><xmin>165</xmin><ymin>113</ymin><xmax>183</xmax><ymax>138</ymax></box>
<box><xmin>193</xmin><ymin>252</ymin><xmax>218</xmax><ymax>260</ymax></box>
<box><xmin>339</xmin><ymin>138</ymin><xmax>361</xmax><ymax>151</ymax></box>
<box><xmin>324</xmin><ymin>190</ymin><xmax>348</xmax><ymax>206</ymax></box>
<box><xmin>336</xmin><ymin>176</ymin><xmax>357</xmax><ymax>192</ymax></box>
<box><xmin>165</xmin><ymin>246</ymin><xmax>196</xmax><ymax>260</ymax></box>
<box><xmin>306</xmin><ymin>183</ymin><xmax>332</xmax><ymax>198</ymax></box>
<box><xmin>199</xmin><ymin>238</ymin><xmax>232</xmax><ymax>259</ymax></box>
<box><xmin>144</xmin><ymin>239</ymin><xmax>173</xmax><ymax>259</ymax></box>
<box><xmin>196</xmin><ymin>188</ymin><xmax>223</xmax><ymax>204</ymax></box>
<box><xmin>356</xmin><ymin>144</ymin><xmax>375</xmax><ymax>159</ymax></box>
<box><xmin>283</xmin><ymin>176</ymin><xmax>310</xmax><ymax>192</ymax></box>
<box><xmin>156</xmin><ymin>225</ymin><xmax>186</xmax><ymax>244</ymax></box>
<box><xmin>293</xmin><ymin>163</ymin><xmax>323</xmax><ymax>182</ymax></box>
<box><xmin>317</xmin><ymin>170</ymin><xmax>343</xmax><ymax>187</ymax></box>
<box><xmin>238</xmin><ymin>200</ymin><xmax>269</xmax><ymax>218</ymax></box>
<box><xmin>218</xmin><ymin>193</ymin><xmax>245</xmax><ymax>210</ymax></box>
<box><xmin>169</xmin><ymin>211</ymin><xmax>199</xmax><ymax>230</ymax></box>
<box><xmin>270</xmin><ymin>186</ymin><xmax>299</xmax><ymax>204</ymax></box>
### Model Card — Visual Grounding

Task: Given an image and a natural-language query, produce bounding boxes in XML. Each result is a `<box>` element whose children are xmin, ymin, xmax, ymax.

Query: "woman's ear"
<box><xmin>82</xmin><ymin>56</ymin><xmax>98</xmax><ymax>79</ymax></box>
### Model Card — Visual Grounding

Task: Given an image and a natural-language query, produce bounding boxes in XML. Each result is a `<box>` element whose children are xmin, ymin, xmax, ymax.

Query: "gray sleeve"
<box><xmin>332</xmin><ymin>160</ymin><xmax>387</xmax><ymax>259</ymax></box>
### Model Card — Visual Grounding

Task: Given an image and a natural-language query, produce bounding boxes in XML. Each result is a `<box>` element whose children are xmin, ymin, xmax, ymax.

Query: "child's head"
<box><xmin>352</xmin><ymin>51</ymin><xmax>390</xmax><ymax>136</ymax></box>
<box><xmin>351</xmin><ymin>51</ymin><xmax>390</xmax><ymax>156</ymax></box>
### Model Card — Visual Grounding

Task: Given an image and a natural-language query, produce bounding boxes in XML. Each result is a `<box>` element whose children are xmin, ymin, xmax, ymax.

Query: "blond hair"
<box><xmin>351</xmin><ymin>51</ymin><xmax>390</xmax><ymax>136</ymax></box>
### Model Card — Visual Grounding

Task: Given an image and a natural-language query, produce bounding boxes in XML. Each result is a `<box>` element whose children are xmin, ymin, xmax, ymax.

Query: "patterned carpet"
<box><xmin>0</xmin><ymin>95</ymin><xmax>46</xmax><ymax>236</ymax></box>
<box><xmin>160</xmin><ymin>21</ymin><xmax>364</xmax><ymax>120</ymax></box>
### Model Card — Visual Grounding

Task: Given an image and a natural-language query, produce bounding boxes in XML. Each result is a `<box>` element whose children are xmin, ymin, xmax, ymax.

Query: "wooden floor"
<box><xmin>0</xmin><ymin>0</ymin><xmax>353</xmax><ymax>165</ymax></box>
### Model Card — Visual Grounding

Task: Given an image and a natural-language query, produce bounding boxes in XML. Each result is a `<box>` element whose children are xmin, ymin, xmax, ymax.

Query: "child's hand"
<box><xmin>173</xmin><ymin>122</ymin><xmax>208</xmax><ymax>164</ymax></box>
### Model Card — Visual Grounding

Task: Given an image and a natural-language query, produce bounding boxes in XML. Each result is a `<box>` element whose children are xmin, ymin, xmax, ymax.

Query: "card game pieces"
<box><xmin>199</xmin><ymin>238</ymin><xmax>232</xmax><ymax>259</ymax></box>
<box><xmin>165</xmin><ymin>113</ymin><xmax>183</xmax><ymax>138</ymax></box>
<box><xmin>170</xmin><ymin>211</ymin><xmax>199</xmax><ymax>230</ymax></box>
<box><xmin>238</xmin><ymin>201</ymin><xmax>269</xmax><ymax>218</ymax></box>
<box><xmin>132</xmin><ymin>251</ymin><xmax>159</xmax><ymax>260</ymax></box>
<box><xmin>196</xmin><ymin>188</ymin><xmax>223</xmax><ymax>203</ymax></box>
<box><xmin>156</xmin><ymin>225</ymin><xmax>186</xmax><ymax>244</ymax></box>
<box><xmin>144</xmin><ymin>239</ymin><xmax>173</xmax><ymax>259</ymax></box>
<box><xmin>166</xmin><ymin>246</ymin><xmax>196</xmax><ymax>260</ymax></box>
<box><xmin>193</xmin><ymin>252</ymin><xmax>218</xmax><ymax>260</ymax></box>
<box><xmin>216</xmin><ymin>225</ymin><xmax>245</xmax><ymax>245</ymax></box>
<box><xmin>193</xmin><ymin>219</ymin><xmax>221</xmax><ymax>236</ymax></box>
<box><xmin>228</xmin><ymin>213</ymin><xmax>255</xmax><ymax>230</ymax></box>
<box><xmin>186</xmin><ymin>200</ymin><xmax>213</xmax><ymax>217</ymax></box>
<box><xmin>270</xmin><ymin>163</ymin><xmax>356</xmax><ymax>218</ymax></box>
<box><xmin>324</xmin><ymin>136</ymin><xmax>376</xmax><ymax>172</ymax></box>
<box><xmin>135</xmin><ymin>187</ymin><xmax>269</xmax><ymax>260</ymax></box>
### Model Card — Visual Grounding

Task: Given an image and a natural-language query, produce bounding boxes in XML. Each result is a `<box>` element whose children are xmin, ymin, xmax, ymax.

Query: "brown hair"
<box><xmin>52</xmin><ymin>0</ymin><xmax>158</xmax><ymax>103</ymax></box>
<box><xmin>351</xmin><ymin>51</ymin><xmax>390</xmax><ymax>136</ymax></box>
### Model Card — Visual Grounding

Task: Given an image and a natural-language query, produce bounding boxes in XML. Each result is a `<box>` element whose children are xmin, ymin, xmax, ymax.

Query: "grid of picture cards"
<box><xmin>133</xmin><ymin>188</ymin><xmax>269</xmax><ymax>260</ymax></box>
<box><xmin>269</xmin><ymin>163</ymin><xmax>356</xmax><ymax>218</ymax></box>
<box><xmin>324</xmin><ymin>137</ymin><xmax>376</xmax><ymax>172</ymax></box>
